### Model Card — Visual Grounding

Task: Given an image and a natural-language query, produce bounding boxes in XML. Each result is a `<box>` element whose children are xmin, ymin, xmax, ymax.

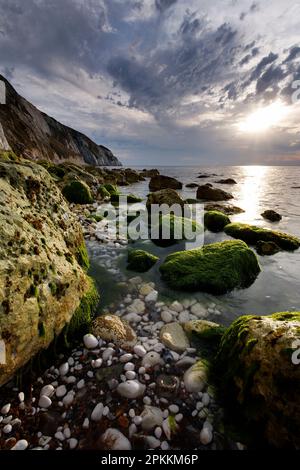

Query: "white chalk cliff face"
<box><xmin>0</xmin><ymin>75</ymin><xmax>121</xmax><ymax>166</ymax></box>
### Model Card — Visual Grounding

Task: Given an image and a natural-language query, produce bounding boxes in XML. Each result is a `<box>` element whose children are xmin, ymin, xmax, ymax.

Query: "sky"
<box><xmin>0</xmin><ymin>0</ymin><xmax>300</xmax><ymax>166</ymax></box>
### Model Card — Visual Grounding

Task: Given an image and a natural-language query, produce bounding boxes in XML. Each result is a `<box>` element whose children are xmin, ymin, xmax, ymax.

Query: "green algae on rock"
<box><xmin>214</xmin><ymin>312</ymin><xmax>300</xmax><ymax>448</ymax></box>
<box><xmin>127</xmin><ymin>249</ymin><xmax>159</xmax><ymax>273</ymax></box>
<box><xmin>146</xmin><ymin>188</ymin><xmax>185</xmax><ymax>210</ymax></box>
<box><xmin>62</xmin><ymin>180</ymin><xmax>94</xmax><ymax>205</ymax></box>
<box><xmin>204</xmin><ymin>211</ymin><xmax>231</xmax><ymax>232</ymax></box>
<box><xmin>151</xmin><ymin>214</ymin><xmax>203</xmax><ymax>247</ymax></box>
<box><xmin>159</xmin><ymin>240</ymin><xmax>260</xmax><ymax>294</ymax></box>
<box><xmin>0</xmin><ymin>159</ymin><xmax>95</xmax><ymax>386</ymax></box>
<box><xmin>224</xmin><ymin>222</ymin><xmax>300</xmax><ymax>251</ymax></box>
<box><xmin>97</xmin><ymin>185</ymin><xmax>111</xmax><ymax>200</ymax></box>
<box><xmin>102</xmin><ymin>183</ymin><xmax>120</xmax><ymax>197</ymax></box>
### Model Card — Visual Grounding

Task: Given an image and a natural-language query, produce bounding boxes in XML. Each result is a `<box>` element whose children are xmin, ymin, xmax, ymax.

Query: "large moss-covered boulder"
<box><xmin>146</xmin><ymin>189</ymin><xmax>185</xmax><ymax>211</ymax></box>
<box><xmin>215</xmin><ymin>312</ymin><xmax>300</xmax><ymax>448</ymax></box>
<box><xmin>224</xmin><ymin>223</ymin><xmax>300</xmax><ymax>251</ymax></box>
<box><xmin>127</xmin><ymin>249</ymin><xmax>159</xmax><ymax>272</ymax></box>
<box><xmin>0</xmin><ymin>159</ymin><xmax>97</xmax><ymax>386</ymax></box>
<box><xmin>204</xmin><ymin>211</ymin><xmax>230</xmax><ymax>232</ymax></box>
<box><xmin>159</xmin><ymin>240</ymin><xmax>260</xmax><ymax>294</ymax></box>
<box><xmin>151</xmin><ymin>214</ymin><xmax>202</xmax><ymax>247</ymax></box>
<box><xmin>62</xmin><ymin>180</ymin><xmax>93</xmax><ymax>204</ymax></box>
<box><xmin>149</xmin><ymin>175</ymin><xmax>182</xmax><ymax>191</ymax></box>
<box><xmin>102</xmin><ymin>183</ymin><xmax>120</xmax><ymax>197</ymax></box>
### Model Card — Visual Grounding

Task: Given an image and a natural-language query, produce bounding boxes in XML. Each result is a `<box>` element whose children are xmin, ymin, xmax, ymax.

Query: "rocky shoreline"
<box><xmin>0</xmin><ymin>153</ymin><xmax>300</xmax><ymax>450</ymax></box>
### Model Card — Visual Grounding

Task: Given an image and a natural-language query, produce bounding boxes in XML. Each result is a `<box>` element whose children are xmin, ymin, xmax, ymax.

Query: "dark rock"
<box><xmin>204</xmin><ymin>211</ymin><xmax>231</xmax><ymax>232</ymax></box>
<box><xmin>261</xmin><ymin>210</ymin><xmax>282</xmax><ymax>222</ymax></box>
<box><xmin>215</xmin><ymin>178</ymin><xmax>237</xmax><ymax>185</ymax></box>
<box><xmin>146</xmin><ymin>189</ymin><xmax>186</xmax><ymax>210</ymax></box>
<box><xmin>204</xmin><ymin>203</ymin><xmax>244</xmax><ymax>215</ymax></box>
<box><xmin>197</xmin><ymin>184</ymin><xmax>233</xmax><ymax>201</ymax></box>
<box><xmin>38</xmin><ymin>411</ymin><xmax>63</xmax><ymax>436</ymax></box>
<box><xmin>256</xmin><ymin>240</ymin><xmax>280</xmax><ymax>256</ymax></box>
<box><xmin>149</xmin><ymin>175</ymin><xmax>183</xmax><ymax>191</ymax></box>
<box><xmin>186</xmin><ymin>183</ymin><xmax>199</xmax><ymax>188</ymax></box>
<box><xmin>140</xmin><ymin>169</ymin><xmax>160</xmax><ymax>178</ymax></box>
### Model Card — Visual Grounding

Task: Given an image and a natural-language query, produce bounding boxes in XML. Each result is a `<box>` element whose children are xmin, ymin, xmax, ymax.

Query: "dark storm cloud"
<box><xmin>256</xmin><ymin>65</ymin><xmax>286</xmax><ymax>94</ymax></box>
<box><xmin>284</xmin><ymin>46</ymin><xmax>300</xmax><ymax>63</ymax></box>
<box><xmin>240</xmin><ymin>2</ymin><xmax>260</xmax><ymax>20</ymax></box>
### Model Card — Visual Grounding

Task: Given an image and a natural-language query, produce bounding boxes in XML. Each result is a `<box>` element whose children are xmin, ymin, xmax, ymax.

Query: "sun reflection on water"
<box><xmin>236</xmin><ymin>166</ymin><xmax>269</xmax><ymax>222</ymax></box>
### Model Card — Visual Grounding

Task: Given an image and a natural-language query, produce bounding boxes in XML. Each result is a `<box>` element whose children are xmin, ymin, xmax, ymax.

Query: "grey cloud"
<box><xmin>284</xmin><ymin>46</ymin><xmax>300</xmax><ymax>64</ymax></box>
<box><xmin>256</xmin><ymin>65</ymin><xmax>286</xmax><ymax>94</ymax></box>
<box><xmin>250</xmin><ymin>52</ymin><xmax>278</xmax><ymax>80</ymax></box>
<box><xmin>155</xmin><ymin>0</ymin><xmax>177</xmax><ymax>12</ymax></box>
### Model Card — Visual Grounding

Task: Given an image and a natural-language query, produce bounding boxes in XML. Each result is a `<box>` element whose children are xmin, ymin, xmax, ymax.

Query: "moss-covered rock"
<box><xmin>224</xmin><ymin>222</ymin><xmax>300</xmax><ymax>251</ymax></box>
<box><xmin>261</xmin><ymin>209</ymin><xmax>282</xmax><ymax>222</ymax></box>
<box><xmin>214</xmin><ymin>312</ymin><xmax>300</xmax><ymax>448</ymax></box>
<box><xmin>204</xmin><ymin>211</ymin><xmax>231</xmax><ymax>232</ymax></box>
<box><xmin>204</xmin><ymin>203</ymin><xmax>244</xmax><ymax>215</ymax></box>
<box><xmin>0</xmin><ymin>159</ymin><xmax>94</xmax><ymax>385</ymax></box>
<box><xmin>151</xmin><ymin>214</ymin><xmax>202</xmax><ymax>247</ymax></box>
<box><xmin>149</xmin><ymin>175</ymin><xmax>183</xmax><ymax>191</ymax></box>
<box><xmin>111</xmin><ymin>193</ymin><xmax>143</xmax><ymax>204</ymax></box>
<box><xmin>102</xmin><ymin>183</ymin><xmax>120</xmax><ymax>197</ymax></box>
<box><xmin>146</xmin><ymin>189</ymin><xmax>185</xmax><ymax>210</ymax></box>
<box><xmin>127</xmin><ymin>249</ymin><xmax>159</xmax><ymax>272</ymax></box>
<box><xmin>159</xmin><ymin>240</ymin><xmax>260</xmax><ymax>294</ymax></box>
<box><xmin>62</xmin><ymin>180</ymin><xmax>94</xmax><ymax>205</ymax></box>
<box><xmin>197</xmin><ymin>184</ymin><xmax>233</xmax><ymax>201</ymax></box>
<box><xmin>97</xmin><ymin>185</ymin><xmax>111</xmax><ymax>200</ymax></box>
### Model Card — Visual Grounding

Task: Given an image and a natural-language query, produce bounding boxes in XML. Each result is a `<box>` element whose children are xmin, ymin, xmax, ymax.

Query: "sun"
<box><xmin>238</xmin><ymin>101</ymin><xmax>289</xmax><ymax>133</ymax></box>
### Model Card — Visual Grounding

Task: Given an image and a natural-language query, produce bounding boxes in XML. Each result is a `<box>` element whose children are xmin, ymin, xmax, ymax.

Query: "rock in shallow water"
<box><xmin>93</xmin><ymin>315</ymin><xmax>137</xmax><ymax>350</ymax></box>
<box><xmin>160</xmin><ymin>323</ymin><xmax>190</xmax><ymax>352</ymax></box>
<box><xmin>141</xmin><ymin>406</ymin><xmax>164</xmax><ymax>431</ymax></box>
<box><xmin>184</xmin><ymin>361</ymin><xmax>208</xmax><ymax>393</ymax></box>
<box><xmin>83</xmin><ymin>334</ymin><xmax>98</xmax><ymax>350</ymax></box>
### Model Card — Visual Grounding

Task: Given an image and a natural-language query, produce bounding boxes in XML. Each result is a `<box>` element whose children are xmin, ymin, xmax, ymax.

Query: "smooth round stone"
<box><xmin>129</xmin><ymin>423</ymin><xmax>137</xmax><ymax>438</ymax></box>
<box><xmin>161</xmin><ymin>311</ymin><xmax>173</xmax><ymax>323</ymax></box>
<box><xmin>55</xmin><ymin>431</ymin><xmax>65</xmax><ymax>441</ymax></box>
<box><xmin>125</xmin><ymin>371</ymin><xmax>136</xmax><ymax>380</ymax></box>
<box><xmin>145</xmin><ymin>290</ymin><xmax>158</xmax><ymax>303</ymax></box>
<box><xmin>190</xmin><ymin>303</ymin><xmax>207</xmax><ymax>318</ymax></box>
<box><xmin>117</xmin><ymin>380</ymin><xmax>146</xmax><ymax>399</ymax></box>
<box><xmin>91</xmin><ymin>359</ymin><xmax>103</xmax><ymax>369</ymax></box>
<box><xmin>103</xmin><ymin>406</ymin><xmax>109</xmax><ymax>417</ymax></box>
<box><xmin>69</xmin><ymin>438</ymin><xmax>78</xmax><ymax>450</ymax></box>
<box><xmin>179</xmin><ymin>311</ymin><xmax>190</xmax><ymax>323</ymax></box>
<box><xmin>120</xmin><ymin>353</ymin><xmax>133</xmax><ymax>363</ymax></box>
<box><xmin>175</xmin><ymin>413</ymin><xmax>183</xmax><ymax>422</ymax></box>
<box><xmin>83</xmin><ymin>334</ymin><xmax>98</xmax><ymax>350</ymax></box>
<box><xmin>184</xmin><ymin>361</ymin><xmax>207</xmax><ymax>393</ymax></box>
<box><xmin>59</xmin><ymin>363</ymin><xmax>69</xmax><ymax>377</ymax></box>
<box><xmin>38</xmin><ymin>396</ymin><xmax>52</xmax><ymax>409</ymax></box>
<box><xmin>200</xmin><ymin>427</ymin><xmax>213</xmax><ymax>445</ymax></box>
<box><xmin>63</xmin><ymin>393</ymin><xmax>74</xmax><ymax>406</ymax></box>
<box><xmin>133</xmin><ymin>344</ymin><xmax>147</xmax><ymax>357</ymax></box>
<box><xmin>68</xmin><ymin>357</ymin><xmax>75</xmax><ymax>366</ymax></box>
<box><xmin>3</xmin><ymin>424</ymin><xmax>12</xmax><ymax>434</ymax></box>
<box><xmin>155</xmin><ymin>427</ymin><xmax>162</xmax><ymax>439</ymax></box>
<box><xmin>100</xmin><ymin>428</ymin><xmax>131</xmax><ymax>450</ymax></box>
<box><xmin>11</xmin><ymin>440</ymin><xmax>29</xmax><ymax>451</ymax></box>
<box><xmin>133</xmin><ymin>416</ymin><xmax>142</xmax><ymax>426</ymax></box>
<box><xmin>169</xmin><ymin>404</ymin><xmax>179</xmax><ymax>414</ymax></box>
<box><xmin>202</xmin><ymin>393</ymin><xmax>210</xmax><ymax>406</ymax></box>
<box><xmin>141</xmin><ymin>406</ymin><xmax>163</xmax><ymax>431</ymax></box>
<box><xmin>141</xmin><ymin>351</ymin><xmax>163</xmax><ymax>369</ymax></box>
<box><xmin>64</xmin><ymin>428</ymin><xmax>71</xmax><ymax>439</ymax></box>
<box><xmin>161</xmin><ymin>441</ymin><xmax>169</xmax><ymax>450</ymax></box>
<box><xmin>77</xmin><ymin>379</ymin><xmax>85</xmax><ymax>390</ymax></box>
<box><xmin>102</xmin><ymin>347</ymin><xmax>114</xmax><ymax>361</ymax></box>
<box><xmin>127</xmin><ymin>299</ymin><xmax>145</xmax><ymax>314</ymax></box>
<box><xmin>129</xmin><ymin>409</ymin><xmax>135</xmax><ymax>418</ymax></box>
<box><xmin>91</xmin><ymin>403</ymin><xmax>104</xmax><ymax>422</ymax></box>
<box><xmin>139</xmin><ymin>284</ymin><xmax>155</xmax><ymax>296</ymax></box>
<box><xmin>1</xmin><ymin>404</ymin><xmax>11</xmax><ymax>415</ymax></box>
<box><xmin>145</xmin><ymin>436</ymin><xmax>161</xmax><ymax>449</ymax></box>
<box><xmin>18</xmin><ymin>392</ymin><xmax>25</xmax><ymax>403</ymax></box>
<box><xmin>160</xmin><ymin>323</ymin><xmax>190</xmax><ymax>353</ymax></box>
<box><xmin>170</xmin><ymin>301</ymin><xmax>184</xmax><ymax>313</ymax></box>
<box><xmin>83</xmin><ymin>418</ymin><xmax>89</xmax><ymax>429</ymax></box>
<box><xmin>56</xmin><ymin>385</ymin><xmax>67</xmax><ymax>398</ymax></box>
<box><xmin>67</xmin><ymin>376</ymin><xmax>77</xmax><ymax>384</ymax></box>
<box><xmin>124</xmin><ymin>362</ymin><xmax>135</xmax><ymax>371</ymax></box>
<box><xmin>40</xmin><ymin>385</ymin><xmax>55</xmax><ymax>398</ymax></box>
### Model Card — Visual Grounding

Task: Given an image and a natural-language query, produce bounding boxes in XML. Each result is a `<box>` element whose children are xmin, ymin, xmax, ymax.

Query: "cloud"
<box><xmin>155</xmin><ymin>0</ymin><xmax>177</xmax><ymax>13</ymax></box>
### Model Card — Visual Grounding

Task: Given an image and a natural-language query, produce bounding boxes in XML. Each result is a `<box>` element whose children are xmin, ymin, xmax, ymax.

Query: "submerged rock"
<box><xmin>256</xmin><ymin>240</ymin><xmax>280</xmax><ymax>256</ymax></box>
<box><xmin>0</xmin><ymin>159</ymin><xmax>97</xmax><ymax>386</ymax></box>
<box><xmin>92</xmin><ymin>315</ymin><xmax>137</xmax><ymax>350</ymax></box>
<box><xmin>204</xmin><ymin>203</ymin><xmax>244</xmax><ymax>215</ymax></box>
<box><xmin>197</xmin><ymin>184</ymin><xmax>233</xmax><ymax>201</ymax></box>
<box><xmin>160</xmin><ymin>323</ymin><xmax>190</xmax><ymax>352</ymax></box>
<box><xmin>215</xmin><ymin>312</ymin><xmax>300</xmax><ymax>448</ymax></box>
<box><xmin>215</xmin><ymin>178</ymin><xmax>237</xmax><ymax>185</ymax></box>
<box><xmin>224</xmin><ymin>223</ymin><xmax>300</xmax><ymax>251</ymax></box>
<box><xmin>261</xmin><ymin>209</ymin><xmax>282</xmax><ymax>222</ymax></box>
<box><xmin>99</xmin><ymin>428</ymin><xmax>132</xmax><ymax>450</ymax></box>
<box><xmin>149</xmin><ymin>175</ymin><xmax>183</xmax><ymax>191</ymax></box>
<box><xmin>127</xmin><ymin>249</ymin><xmax>159</xmax><ymax>272</ymax></box>
<box><xmin>204</xmin><ymin>211</ymin><xmax>230</xmax><ymax>232</ymax></box>
<box><xmin>184</xmin><ymin>361</ymin><xmax>208</xmax><ymax>393</ymax></box>
<box><xmin>159</xmin><ymin>240</ymin><xmax>261</xmax><ymax>294</ymax></box>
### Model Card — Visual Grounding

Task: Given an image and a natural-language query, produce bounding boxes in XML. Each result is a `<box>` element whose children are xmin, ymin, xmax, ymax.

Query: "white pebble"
<box><xmin>77</xmin><ymin>379</ymin><xmax>85</xmax><ymax>390</ymax></box>
<box><xmin>3</xmin><ymin>424</ymin><xmax>12</xmax><ymax>434</ymax></box>
<box><xmin>91</xmin><ymin>403</ymin><xmax>104</xmax><ymax>422</ymax></box>
<box><xmin>18</xmin><ymin>392</ymin><xmax>25</xmax><ymax>403</ymax></box>
<box><xmin>1</xmin><ymin>404</ymin><xmax>11</xmax><ymax>415</ymax></box>
<box><xmin>133</xmin><ymin>416</ymin><xmax>142</xmax><ymax>426</ymax></box>
<box><xmin>200</xmin><ymin>427</ymin><xmax>213</xmax><ymax>445</ymax></box>
<box><xmin>83</xmin><ymin>418</ymin><xmax>89</xmax><ymax>429</ymax></box>
<box><xmin>11</xmin><ymin>440</ymin><xmax>28</xmax><ymax>451</ymax></box>
<box><xmin>120</xmin><ymin>353</ymin><xmax>133</xmax><ymax>363</ymax></box>
<box><xmin>38</xmin><ymin>395</ymin><xmax>52</xmax><ymax>409</ymax></box>
<box><xmin>56</xmin><ymin>385</ymin><xmax>67</xmax><ymax>398</ymax></box>
<box><xmin>63</xmin><ymin>392</ymin><xmax>74</xmax><ymax>406</ymax></box>
<box><xmin>125</xmin><ymin>370</ymin><xmax>136</xmax><ymax>380</ymax></box>
<box><xmin>133</xmin><ymin>345</ymin><xmax>147</xmax><ymax>357</ymax></box>
<box><xmin>124</xmin><ymin>362</ymin><xmax>135</xmax><ymax>371</ymax></box>
<box><xmin>55</xmin><ymin>431</ymin><xmax>65</xmax><ymax>441</ymax></box>
<box><xmin>83</xmin><ymin>334</ymin><xmax>98</xmax><ymax>349</ymax></box>
<box><xmin>40</xmin><ymin>385</ymin><xmax>55</xmax><ymax>398</ymax></box>
<box><xmin>102</xmin><ymin>347</ymin><xmax>114</xmax><ymax>361</ymax></box>
<box><xmin>154</xmin><ymin>427</ymin><xmax>162</xmax><ymax>439</ymax></box>
<box><xmin>69</xmin><ymin>438</ymin><xmax>78</xmax><ymax>449</ymax></box>
<box><xmin>175</xmin><ymin>413</ymin><xmax>183</xmax><ymax>422</ymax></box>
<box><xmin>59</xmin><ymin>363</ymin><xmax>69</xmax><ymax>377</ymax></box>
<box><xmin>161</xmin><ymin>441</ymin><xmax>169</xmax><ymax>450</ymax></box>
<box><xmin>169</xmin><ymin>404</ymin><xmax>179</xmax><ymax>414</ymax></box>
<box><xmin>92</xmin><ymin>358</ymin><xmax>103</xmax><ymax>369</ymax></box>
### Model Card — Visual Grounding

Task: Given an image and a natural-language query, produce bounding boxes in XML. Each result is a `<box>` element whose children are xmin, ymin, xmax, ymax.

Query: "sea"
<box><xmin>89</xmin><ymin>166</ymin><xmax>300</xmax><ymax>327</ymax></box>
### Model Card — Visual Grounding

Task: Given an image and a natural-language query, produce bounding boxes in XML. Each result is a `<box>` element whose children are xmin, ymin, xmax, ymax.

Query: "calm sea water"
<box><xmin>90</xmin><ymin>166</ymin><xmax>300</xmax><ymax>326</ymax></box>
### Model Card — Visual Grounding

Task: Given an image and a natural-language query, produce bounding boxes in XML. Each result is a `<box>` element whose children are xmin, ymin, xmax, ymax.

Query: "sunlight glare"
<box><xmin>238</xmin><ymin>101</ymin><xmax>289</xmax><ymax>133</ymax></box>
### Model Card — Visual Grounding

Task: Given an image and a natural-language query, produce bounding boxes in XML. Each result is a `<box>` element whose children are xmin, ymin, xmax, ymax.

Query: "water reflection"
<box><xmin>236</xmin><ymin>166</ymin><xmax>269</xmax><ymax>222</ymax></box>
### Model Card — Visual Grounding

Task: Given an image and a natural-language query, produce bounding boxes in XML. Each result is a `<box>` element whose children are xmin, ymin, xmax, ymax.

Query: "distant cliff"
<box><xmin>0</xmin><ymin>75</ymin><xmax>121</xmax><ymax>166</ymax></box>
